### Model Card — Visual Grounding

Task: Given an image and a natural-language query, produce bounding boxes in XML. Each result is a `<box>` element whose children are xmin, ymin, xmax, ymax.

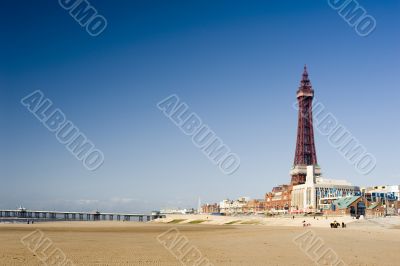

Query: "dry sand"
<box><xmin>154</xmin><ymin>214</ymin><xmax>358</xmax><ymax>227</ymax></box>
<box><xmin>1</xmin><ymin>216</ymin><xmax>400</xmax><ymax>266</ymax></box>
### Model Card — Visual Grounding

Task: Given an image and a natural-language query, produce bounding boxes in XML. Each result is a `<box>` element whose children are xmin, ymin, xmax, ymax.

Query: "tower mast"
<box><xmin>290</xmin><ymin>65</ymin><xmax>320</xmax><ymax>185</ymax></box>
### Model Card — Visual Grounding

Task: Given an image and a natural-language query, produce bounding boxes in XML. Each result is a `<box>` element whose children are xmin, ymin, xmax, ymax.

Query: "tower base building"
<box><xmin>291</xmin><ymin>166</ymin><xmax>360</xmax><ymax>213</ymax></box>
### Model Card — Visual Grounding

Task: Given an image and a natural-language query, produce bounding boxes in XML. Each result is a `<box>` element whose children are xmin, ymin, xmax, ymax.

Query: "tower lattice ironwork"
<box><xmin>291</xmin><ymin>65</ymin><xmax>318</xmax><ymax>185</ymax></box>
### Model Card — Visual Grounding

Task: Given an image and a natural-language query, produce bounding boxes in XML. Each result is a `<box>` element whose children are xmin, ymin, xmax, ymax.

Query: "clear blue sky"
<box><xmin>1</xmin><ymin>0</ymin><xmax>399</xmax><ymax>212</ymax></box>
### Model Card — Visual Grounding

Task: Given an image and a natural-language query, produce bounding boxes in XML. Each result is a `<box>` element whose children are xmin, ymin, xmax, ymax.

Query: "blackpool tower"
<box><xmin>290</xmin><ymin>65</ymin><xmax>321</xmax><ymax>185</ymax></box>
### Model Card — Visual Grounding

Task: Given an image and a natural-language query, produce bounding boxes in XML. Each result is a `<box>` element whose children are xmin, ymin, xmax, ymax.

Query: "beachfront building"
<box><xmin>201</xmin><ymin>203</ymin><xmax>220</xmax><ymax>214</ymax></box>
<box><xmin>243</xmin><ymin>199</ymin><xmax>265</xmax><ymax>214</ymax></box>
<box><xmin>323</xmin><ymin>196</ymin><xmax>399</xmax><ymax>217</ymax></box>
<box><xmin>366</xmin><ymin>202</ymin><xmax>386</xmax><ymax>217</ymax></box>
<box><xmin>219</xmin><ymin>197</ymin><xmax>249</xmax><ymax>215</ymax></box>
<box><xmin>323</xmin><ymin>196</ymin><xmax>365</xmax><ymax>216</ymax></box>
<box><xmin>360</xmin><ymin>185</ymin><xmax>400</xmax><ymax>215</ymax></box>
<box><xmin>361</xmin><ymin>185</ymin><xmax>400</xmax><ymax>202</ymax></box>
<box><xmin>290</xmin><ymin>166</ymin><xmax>360</xmax><ymax>213</ymax></box>
<box><xmin>264</xmin><ymin>185</ymin><xmax>292</xmax><ymax>213</ymax></box>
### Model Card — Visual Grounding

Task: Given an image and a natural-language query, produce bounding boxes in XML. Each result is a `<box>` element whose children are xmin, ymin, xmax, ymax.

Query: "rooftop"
<box><xmin>367</xmin><ymin>202</ymin><xmax>381</xmax><ymax>210</ymax></box>
<box><xmin>334</xmin><ymin>196</ymin><xmax>361</xmax><ymax>209</ymax></box>
<box><xmin>316</xmin><ymin>177</ymin><xmax>352</xmax><ymax>186</ymax></box>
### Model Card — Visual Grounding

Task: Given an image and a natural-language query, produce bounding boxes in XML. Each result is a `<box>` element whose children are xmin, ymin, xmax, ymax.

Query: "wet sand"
<box><xmin>0</xmin><ymin>218</ymin><xmax>399</xmax><ymax>265</ymax></box>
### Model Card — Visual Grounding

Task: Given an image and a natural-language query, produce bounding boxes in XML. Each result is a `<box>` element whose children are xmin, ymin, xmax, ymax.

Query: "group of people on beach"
<box><xmin>330</xmin><ymin>221</ymin><xmax>346</xmax><ymax>228</ymax></box>
<box><xmin>297</xmin><ymin>216</ymin><xmax>347</xmax><ymax>228</ymax></box>
<box><xmin>302</xmin><ymin>220</ymin><xmax>311</xmax><ymax>227</ymax></box>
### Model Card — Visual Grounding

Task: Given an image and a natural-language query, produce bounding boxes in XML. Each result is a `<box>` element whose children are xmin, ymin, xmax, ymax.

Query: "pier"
<box><xmin>0</xmin><ymin>208</ymin><xmax>165</xmax><ymax>222</ymax></box>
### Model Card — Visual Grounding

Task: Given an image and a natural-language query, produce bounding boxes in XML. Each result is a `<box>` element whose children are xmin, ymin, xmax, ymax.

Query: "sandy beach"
<box><xmin>1</xmin><ymin>216</ymin><xmax>400</xmax><ymax>265</ymax></box>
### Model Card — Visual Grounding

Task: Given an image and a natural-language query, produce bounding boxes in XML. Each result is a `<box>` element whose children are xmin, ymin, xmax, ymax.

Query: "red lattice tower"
<box><xmin>291</xmin><ymin>65</ymin><xmax>318</xmax><ymax>185</ymax></box>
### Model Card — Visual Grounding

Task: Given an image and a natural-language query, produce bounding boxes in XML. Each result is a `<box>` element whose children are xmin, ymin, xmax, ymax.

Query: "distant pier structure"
<box><xmin>0</xmin><ymin>207</ymin><xmax>164</xmax><ymax>222</ymax></box>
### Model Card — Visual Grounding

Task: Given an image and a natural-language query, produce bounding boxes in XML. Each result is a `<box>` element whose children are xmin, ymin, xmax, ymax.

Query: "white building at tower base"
<box><xmin>291</xmin><ymin>166</ymin><xmax>360</xmax><ymax>213</ymax></box>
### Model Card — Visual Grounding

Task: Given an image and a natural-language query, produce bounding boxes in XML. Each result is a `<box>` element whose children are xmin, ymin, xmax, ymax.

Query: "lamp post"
<box><xmin>384</xmin><ymin>193</ymin><xmax>387</xmax><ymax>217</ymax></box>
